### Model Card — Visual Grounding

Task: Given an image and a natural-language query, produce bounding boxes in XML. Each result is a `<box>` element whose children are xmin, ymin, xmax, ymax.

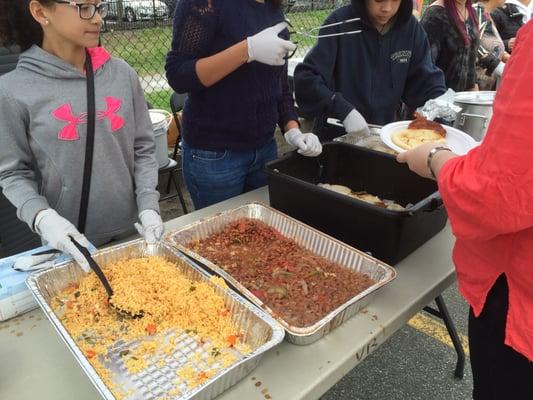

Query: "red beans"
<box><xmin>190</xmin><ymin>219</ymin><xmax>375</xmax><ymax>327</ymax></box>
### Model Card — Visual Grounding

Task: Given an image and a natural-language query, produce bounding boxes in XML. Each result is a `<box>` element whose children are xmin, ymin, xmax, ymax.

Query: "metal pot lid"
<box><xmin>454</xmin><ymin>91</ymin><xmax>496</xmax><ymax>105</ymax></box>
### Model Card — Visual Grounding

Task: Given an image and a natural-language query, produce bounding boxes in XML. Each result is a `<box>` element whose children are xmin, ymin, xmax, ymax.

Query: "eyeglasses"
<box><xmin>54</xmin><ymin>1</ymin><xmax>109</xmax><ymax>20</ymax></box>
<box><xmin>284</xmin><ymin>18</ymin><xmax>362</xmax><ymax>59</ymax></box>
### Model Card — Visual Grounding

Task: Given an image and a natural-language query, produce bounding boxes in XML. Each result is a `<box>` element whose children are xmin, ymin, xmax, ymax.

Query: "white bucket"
<box><xmin>149</xmin><ymin>109</ymin><xmax>172</xmax><ymax>168</ymax></box>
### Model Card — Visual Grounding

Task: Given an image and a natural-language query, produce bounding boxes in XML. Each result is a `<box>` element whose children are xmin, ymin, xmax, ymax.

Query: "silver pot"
<box><xmin>453</xmin><ymin>91</ymin><xmax>495</xmax><ymax>142</ymax></box>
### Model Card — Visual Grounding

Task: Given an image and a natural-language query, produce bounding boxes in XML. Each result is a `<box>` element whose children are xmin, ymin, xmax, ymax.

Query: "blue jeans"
<box><xmin>182</xmin><ymin>139</ymin><xmax>278</xmax><ymax>209</ymax></box>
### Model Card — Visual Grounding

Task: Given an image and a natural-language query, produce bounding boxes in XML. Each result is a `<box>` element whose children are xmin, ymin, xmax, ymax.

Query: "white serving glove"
<box><xmin>284</xmin><ymin>128</ymin><xmax>323</xmax><ymax>157</ymax></box>
<box><xmin>135</xmin><ymin>209</ymin><xmax>164</xmax><ymax>245</ymax></box>
<box><xmin>342</xmin><ymin>109</ymin><xmax>370</xmax><ymax>136</ymax></box>
<box><xmin>247</xmin><ymin>22</ymin><xmax>296</xmax><ymax>66</ymax></box>
<box><xmin>34</xmin><ymin>209</ymin><xmax>92</xmax><ymax>272</ymax></box>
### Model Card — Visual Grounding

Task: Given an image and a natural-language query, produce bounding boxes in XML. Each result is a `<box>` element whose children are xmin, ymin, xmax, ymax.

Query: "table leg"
<box><xmin>423</xmin><ymin>295</ymin><xmax>465</xmax><ymax>379</ymax></box>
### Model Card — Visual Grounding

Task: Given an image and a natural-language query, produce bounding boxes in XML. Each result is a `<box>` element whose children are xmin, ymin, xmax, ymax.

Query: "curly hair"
<box><xmin>0</xmin><ymin>0</ymin><xmax>55</xmax><ymax>51</ymax></box>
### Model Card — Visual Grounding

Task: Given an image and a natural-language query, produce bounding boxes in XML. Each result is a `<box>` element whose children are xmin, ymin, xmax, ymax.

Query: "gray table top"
<box><xmin>0</xmin><ymin>187</ymin><xmax>456</xmax><ymax>400</ymax></box>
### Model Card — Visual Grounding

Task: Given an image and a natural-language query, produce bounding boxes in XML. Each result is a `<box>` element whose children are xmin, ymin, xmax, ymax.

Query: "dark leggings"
<box><xmin>468</xmin><ymin>274</ymin><xmax>533</xmax><ymax>399</ymax></box>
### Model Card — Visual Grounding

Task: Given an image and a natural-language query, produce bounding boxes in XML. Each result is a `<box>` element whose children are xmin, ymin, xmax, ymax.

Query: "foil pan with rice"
<box><xmin>26</xmin><ymin>240</ymin><xmax>284</xmax><ymax>400</ymax></box>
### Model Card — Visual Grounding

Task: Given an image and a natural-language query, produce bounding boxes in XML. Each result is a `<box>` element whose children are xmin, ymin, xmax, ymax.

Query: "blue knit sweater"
<box><xmin>165</xmin><ymin>0</ymin><xmax>298</xmax><ymax>151</ymax></box>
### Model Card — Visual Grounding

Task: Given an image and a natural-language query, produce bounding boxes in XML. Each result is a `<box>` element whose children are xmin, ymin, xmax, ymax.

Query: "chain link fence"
<box><xmin>101</xmin><ymin>0</ymin><xmax>350</xmax><ymax>111</ymax></box>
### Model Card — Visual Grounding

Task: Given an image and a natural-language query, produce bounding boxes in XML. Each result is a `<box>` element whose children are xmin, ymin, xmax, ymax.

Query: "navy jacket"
<box><xmin>294</xmin><ymin>0</ymin><xmax>446</xmax><ymax>140</ymax></box>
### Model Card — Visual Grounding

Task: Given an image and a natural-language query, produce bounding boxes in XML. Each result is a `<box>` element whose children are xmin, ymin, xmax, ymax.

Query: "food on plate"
<box><xmin>407</xmin><ymin>113</ymin><xmax>447</xmax><ymax>135</ymax></box>
<box><xmin>52</xmin><ymin>256</ymin><xmax>249</xmax><ymax>398</ymax></box>
<box><xmin>392</xmin><ymin>128</ymin><xmax>447</xmax><ymax>150</ymax></box>
<box><xmin>187</xmin><ymin>219</ymin><xmax>376</xmax><ymax>327</ymax></box>
<box><xmin>392</xmin><ymin>114</ymin><xmax>447</xmax><ymax>150</ymax></box>
<box><xmin>318</xmin><ymin>183</ymin><xmax>406</xmax><ymax>211</ymax></box>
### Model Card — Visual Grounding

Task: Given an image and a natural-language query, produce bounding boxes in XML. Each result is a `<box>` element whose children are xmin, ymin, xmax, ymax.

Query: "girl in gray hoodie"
<box><xmin>0</xmin><ymin>0</ymin><xmax>163</xmax><ymax>270</ymax></box>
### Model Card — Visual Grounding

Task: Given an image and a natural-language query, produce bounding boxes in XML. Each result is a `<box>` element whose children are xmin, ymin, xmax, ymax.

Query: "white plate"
<box><xmin>380</xmin><ymin>121</ymin><xmax>479</xmax><ymax>155</ymax></box>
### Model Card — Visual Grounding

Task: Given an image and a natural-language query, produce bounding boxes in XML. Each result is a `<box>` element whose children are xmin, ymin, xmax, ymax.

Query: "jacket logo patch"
<box><xmin>97</xmin><ymin>97</ymin><xmax>126</xmax><ymax>132</ymax></box>
<box><xmin>391</xmin><ymin>50</ymin><xmax>412</xmax><ymax>63</ymax></box>
<box><xmin>52</xmin><ymin>97</ymin><xmax>125</xmax><ymax>141</ymax></box>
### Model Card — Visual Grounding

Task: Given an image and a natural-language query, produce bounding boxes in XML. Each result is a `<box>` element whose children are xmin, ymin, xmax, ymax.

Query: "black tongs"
<box><xmin>70</xmin><ymin>237</ymin><xmax>144</xmax><ymax>319</ymax></box>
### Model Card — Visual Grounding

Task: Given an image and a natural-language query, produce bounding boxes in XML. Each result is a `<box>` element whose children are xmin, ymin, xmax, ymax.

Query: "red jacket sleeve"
<box><xmin>438</xmin><ymin>21</ymin><xmax>533</xmax><ymax>241</ymax></box>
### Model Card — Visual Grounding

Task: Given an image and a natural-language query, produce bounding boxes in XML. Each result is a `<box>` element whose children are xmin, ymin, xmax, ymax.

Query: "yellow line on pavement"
<box><xmin>407</xmin><ymin>312</ymin><xmax>470</xmax><ymax>357</ymax></box>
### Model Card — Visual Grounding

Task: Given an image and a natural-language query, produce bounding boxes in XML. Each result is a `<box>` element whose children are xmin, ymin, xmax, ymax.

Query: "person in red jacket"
<box><xmin>396</xmin><ymin>21</ymin><xmax>533</xmax><ymax>399</ymax></box>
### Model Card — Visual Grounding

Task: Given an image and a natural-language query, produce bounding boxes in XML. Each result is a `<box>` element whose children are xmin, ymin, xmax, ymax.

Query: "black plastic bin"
<box><xmin>265</xmin><ymin>142</ymin><xmax>448</xmax><ymax>265</ymax></box>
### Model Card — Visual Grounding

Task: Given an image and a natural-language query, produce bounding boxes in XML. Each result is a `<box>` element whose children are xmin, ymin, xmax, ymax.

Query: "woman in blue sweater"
<box><xmin>294</xmin><ymin>0</ymin><xmax>448</xmax><ymax>141</ymax></box>
<box><xmin>166</xmin><ymin>0</ymin><xmax>322</xmax><ymax>210</ymax></box>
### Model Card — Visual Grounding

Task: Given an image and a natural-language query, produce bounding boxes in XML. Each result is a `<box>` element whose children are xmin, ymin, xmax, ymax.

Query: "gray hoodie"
<box><xmin>0</xmin><ymin>45</ymin><xmax>159</xmax><ymax>245</ymax></box>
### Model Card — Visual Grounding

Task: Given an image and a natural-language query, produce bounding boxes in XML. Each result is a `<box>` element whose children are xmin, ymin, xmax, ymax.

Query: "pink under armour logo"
<box><xmin>52</xmin><ymin>97</ymin><xmax>125</xmax><ymax>141</ymax></box>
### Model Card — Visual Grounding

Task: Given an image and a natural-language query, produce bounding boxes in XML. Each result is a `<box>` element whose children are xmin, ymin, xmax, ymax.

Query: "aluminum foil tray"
<box><xmin>165</xmin><ymin>203</ymin><xmax>396</xmax><ymax>345</ymax></box>
<box><xmin>334</xmin><ymin>125</ymin><xmax>397</xmax><ymax>155</ymax></box>
<box><xmin>26</xmin><ymin>240</ymin><xmax>284</xmax><ymax>400</ymax></box>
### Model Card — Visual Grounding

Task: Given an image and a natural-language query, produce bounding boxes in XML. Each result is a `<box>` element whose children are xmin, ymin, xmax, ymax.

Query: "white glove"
<box><xmin>247</xmin><ymin>22</ymin><xmax>296</xmax><ymax>66</ymax></box>
<box><xmin>135</xmin><ymin>209</ymin><xmax>164</xmax><ymax>245</ymax></box>
<box><xmin>342</xmin><ymin>109</ymin><xmax>370</xmax><ymax>136</ymax></box>
<box><xmin>34</xmin><ymin>209</ymin><xmax>92</xmax><ymax>272</ymax></box>
<box><xmin>284</xmin><ymin>128</ymin><xmax>322</xmax><ymax>157</ymax></box>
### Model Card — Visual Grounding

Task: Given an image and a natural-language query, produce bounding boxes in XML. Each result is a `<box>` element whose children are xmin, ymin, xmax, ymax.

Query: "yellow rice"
<box><xmin>52</xmin><ymin>256</ymin><xmax>250</xmax><ymax>399</ymax></box>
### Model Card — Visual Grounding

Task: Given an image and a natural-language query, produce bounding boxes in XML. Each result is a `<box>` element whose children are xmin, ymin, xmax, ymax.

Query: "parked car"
<box><xmin>161</xmin><ymin>0</ymin><xmax>179</xmax><ymax>17</ymax></box>
<box><xmin>107</xmin><ymin>0</ymin><xmax>169</xmax><ymax>22</ymax></box>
